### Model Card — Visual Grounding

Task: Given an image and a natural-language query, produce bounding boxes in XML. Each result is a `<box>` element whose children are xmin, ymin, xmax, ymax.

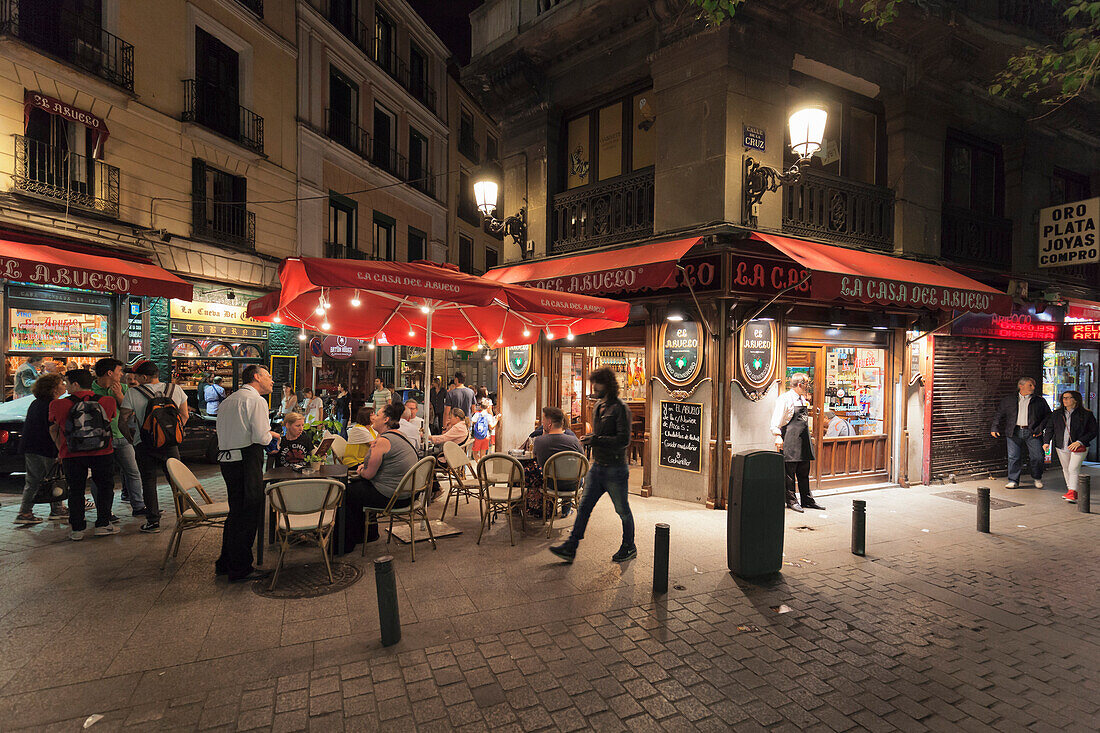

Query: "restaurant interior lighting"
<box><xmin>351</xmin><ymin>290</ymin><xmax>361</xmax><ymax>307</ymax></box>
<box><xmin>828</xmin><ymin>307</ymin><xmax>847</xmax><ymax>327</ymax></box>
<box><xmin>666</xmin><ymin>303</ymin><xmax>687</xmax><ymax>322</ymax></box>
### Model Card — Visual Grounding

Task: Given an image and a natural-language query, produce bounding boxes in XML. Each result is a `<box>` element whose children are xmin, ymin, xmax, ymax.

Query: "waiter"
<box><xmin>770</xmin><ymin>373</ymin><xmax>825</xmax><ymax>513</ymax></box>
<box><xmin>215</xmin><ymin>364</ymin><xmax>280</xmax><ymax>582</ymax></box>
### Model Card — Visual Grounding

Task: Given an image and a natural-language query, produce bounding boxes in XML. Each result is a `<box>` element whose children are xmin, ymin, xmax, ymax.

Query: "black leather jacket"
<box><xmin>991</xmin><ymin>393</ymin><xmax>1051</xmax><ymax>437</ymax></box>
<box><xmin>1043</xmin><ymin>408</ymin><xmax>1098</xmax><ymax>449</ymax></box>
<box><xmin>588</xmin><ymin>397</ymin><xmax>631</xmax><ymax>466</ymax></box>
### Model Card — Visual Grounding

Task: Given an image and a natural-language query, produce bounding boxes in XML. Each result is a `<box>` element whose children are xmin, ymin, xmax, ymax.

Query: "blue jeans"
<box><xmin>1006</xmin><ymin>428</ymin><xmax>1045</xmax><ymax>482</ymax></box>
<box><xmin>567</xmin><ymin>462</ymin><xmax>634</xmax><ymax>548</ymax></box>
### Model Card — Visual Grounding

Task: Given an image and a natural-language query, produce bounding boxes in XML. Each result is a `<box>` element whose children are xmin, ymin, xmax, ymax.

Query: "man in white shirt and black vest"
<box><xmin>770</xmin><ymin>372</ymin><xmax>825</xmax><ymax>513</ymax></box>
<box><xmin>991</xmin><ymin>376</ymin><xmax>1051</xmax><ymax>489</ymax></box>
<box><xmin>215</xmin><ymin>364</ymin><xmax>280</xmax><ymax>582</ymax></box>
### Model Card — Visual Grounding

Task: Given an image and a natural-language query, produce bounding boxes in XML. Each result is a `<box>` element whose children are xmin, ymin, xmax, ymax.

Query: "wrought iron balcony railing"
<box><xmin>407</xmin><ymin>162</ymin><xmax>436</xmax><ymax>199</ymax></box>
<box><xmin>325</xmin><ymin>242</ymin><xmax>368</xmax><ymax>260</ymax></box>
<box><xmin>782</xmin><ymin>168</ymin><xmax>895</xmax><ymax>251</ymax></box>
<box><xmin>551</xmin><ymin>167</ymin><xmax>654</xmax><ymax>254</ymax></box>
<box><xmin>311</xmin><ymin>0</ymin><xmax>370</xmax><ymax>50</ymax></box>
<box><xmin>325</xmin><ymin>108</ymin><xmax>371</xmax><ymax>159</ymax></box>
<box><xmin>0</xmin><ymin>0</ymin><xmax>134</xmax><ymax>91</ymax></box>
<box><xmin>458</xmin><ymin>134</ymin><xmax>480</xmax><ymax>164</ymax></box>
<box><xmin>182</xmin><ymin>79</ymin><xmax>264</xmax><ymax>154</ymax></box>
<box><xmin>12</xmin><ymin>134</ymin><xmax>119</xmax><ymax>217</ymax></box>
<box><xmin>941</xmin><ymin>205</ymin><xmax>1013</xmax><ymax>269</ymax></box>
<box><xmin>235</xmin><ymin>0</ymin><xmax>263</xmax><ymax>17</ymax></box>
<box><xmin>371</xmin><ymin>142</ymin><xmax>407</xmax><ymax>180</ymax></box>
<box><xmin>192</xmin><ymin>198</ymin><xmax>256</xmax><ymax>250</ymax></box>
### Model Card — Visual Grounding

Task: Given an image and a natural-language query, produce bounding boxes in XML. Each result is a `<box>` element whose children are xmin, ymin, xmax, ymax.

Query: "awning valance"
<box><xmin>751</xmin><ymin>232</ymin><xmax>1011</xmax><ymax>314</ymax></box>
<box><xmin>0</xmin><ymin>239</ymin><xmax>193</xmax><ymax>300</ymax></box>
<box><xmin>483</xmin><ymin>237</ymin><xmax>700</xmax><ymax>295</ymax></box>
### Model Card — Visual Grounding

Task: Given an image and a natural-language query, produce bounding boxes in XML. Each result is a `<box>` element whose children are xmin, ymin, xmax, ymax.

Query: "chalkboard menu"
<box><xmin>270</xmin><ymin>355</ymin><xmax>297</xmax><ymax>400</ymax></box>
<box><xmin>739</xmin><ymin>318</ymin><xmax>776</xmax><ymax>389</ymax></box>
<box><xmin>660</xmin><ymin>322</ymin><xmax>702</xmax><ymax>385</ymax></box>
<box><xmin>659</xmin><ymin>400</ymin><xmax>703</xmax><ymax>473</ymax></box>
<box><xmin>505</xmin><ymin>344</ymin><xmax>531</xmax><ymax>379</ymax></box>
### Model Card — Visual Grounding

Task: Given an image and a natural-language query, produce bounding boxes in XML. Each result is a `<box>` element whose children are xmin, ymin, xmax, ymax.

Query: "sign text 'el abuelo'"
<box><xmin>659</xmin><ymin>400</ymin><xmax>703</xmax><ymax>473</ymax></box>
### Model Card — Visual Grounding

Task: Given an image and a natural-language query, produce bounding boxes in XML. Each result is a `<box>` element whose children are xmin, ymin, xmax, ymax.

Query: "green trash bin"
<box><xmin>727</xmin><ymin>450</ymin><xmax>785</xmax><ymax>578</ymax></box>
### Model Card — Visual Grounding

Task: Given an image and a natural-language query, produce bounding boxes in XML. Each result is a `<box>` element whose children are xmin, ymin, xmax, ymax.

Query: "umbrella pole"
<box><xmin>424</xmin><ymin>307</ymin><xmax>433</xmax><ymax>453</ymax></box>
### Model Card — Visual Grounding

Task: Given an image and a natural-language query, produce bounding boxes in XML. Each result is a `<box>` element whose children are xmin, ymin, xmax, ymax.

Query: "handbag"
<box><xmin>33</xmin><ymin>462</ymin><xmax>69</xmax><ymax>504</ymax></box>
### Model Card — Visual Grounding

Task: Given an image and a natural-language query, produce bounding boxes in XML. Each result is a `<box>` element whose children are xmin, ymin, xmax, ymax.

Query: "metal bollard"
<box><xmin>1079</xmin><ymin>474</ymin><xmax>1091</xmax><ymax>514</ymax></box>
<box><xmin>977</xmin><ymin>487</ymin><xmax>990</xmax><ymax>533</ymax></box>
<box><xmin>374</xmin><ymin>556</ymin><xmax>401</xmax><ymax>647</ymax></box>
<box><xmin>653</xmin><ymin>524</ymin><xmax>669</xmax><ymax>595</ymax></box>
<box><xmin>851</xmin><ymin>500</ymin><xmax>866</xmax><ymax>556</ymax></box>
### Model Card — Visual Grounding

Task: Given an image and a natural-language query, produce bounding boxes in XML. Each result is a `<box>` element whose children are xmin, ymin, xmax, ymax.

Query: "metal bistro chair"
<box><xmin>326</xmin><ymin>433</ymin><xmax>348</xmax><ymax>464</ymax></box>
<box><xmin>476</xmin><ymin>453</ymin><xmax>526</xmax><ymax>546</ymax></box>
<box><xmin>439</xmin><ymin>440</ymin><xmax>480</xmax><ymax>521</ymax></box>
<box><xmin>363</xmin><ymin>456</ymin><xmax>438</xmax><ymax>562</ymax></box>
<box><xmin>162</xmin><ymin>458</ymin><xmax>230</xmax><ymax>570</ymax></box>
<box><xmin>266</xmin><ymin>479</ymin><xmax>344</xmax><ymax>590</ymax></box>
<box><xmin>542</xmin><ymin>451</ymin><xmax>590</xmax><ymax>538</ymax></box>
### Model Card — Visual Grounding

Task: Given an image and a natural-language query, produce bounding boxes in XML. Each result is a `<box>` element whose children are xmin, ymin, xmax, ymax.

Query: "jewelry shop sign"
<box><xmin>1038</xmin><ymin>197</ymin><xmax>1099</xmax><ymax>268</ymax></box>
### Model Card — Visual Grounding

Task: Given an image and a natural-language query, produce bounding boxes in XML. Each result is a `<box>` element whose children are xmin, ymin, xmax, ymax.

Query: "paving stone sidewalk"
<box><xmin>0</xmin><ymin>467</ymin><xmax>1097</xmax><ymax>731</ymax></box>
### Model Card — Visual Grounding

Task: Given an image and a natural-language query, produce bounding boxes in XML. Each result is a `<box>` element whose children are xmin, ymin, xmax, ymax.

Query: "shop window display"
<box><xmin>824</xmin><ymin>346</ymin><xmax>885</xmax><ymax>436</ymax></box>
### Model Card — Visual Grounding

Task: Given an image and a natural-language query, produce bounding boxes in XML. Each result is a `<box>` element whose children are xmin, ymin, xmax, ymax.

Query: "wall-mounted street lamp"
<box><xmin>743</xmin><ymin>105</ymin><xmax>828</xmax><ymax>221</ymax></box>
<box><xmin>473</xmin><ymin>165</ymin><xmax>527</xmax><ymax>249</ymax></box>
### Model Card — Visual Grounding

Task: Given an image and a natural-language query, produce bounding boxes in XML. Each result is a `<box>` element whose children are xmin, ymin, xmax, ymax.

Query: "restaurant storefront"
<box><xmin>1</xmin><ymin>235</ymin><xmax>191</xmax><ymax>400</ymax></box>
<box><xmin>168</xmin><ymin>299</ymin><xmax>268</xmax><ymax>406</ymax></box>
<box><xmin>489</xmin><ymin>231</ymin><xmax>1011</xmax><ymax>508</ymax></box>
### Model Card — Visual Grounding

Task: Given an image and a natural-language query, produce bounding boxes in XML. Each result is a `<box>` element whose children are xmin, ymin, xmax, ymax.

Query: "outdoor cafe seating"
<box><xmin>362</xmin><ymin>455</ymin><xmax>438</xmax><ymax>562</ymax></box>
<box><xmin>476</xmin><ymin>453</ymin><xmax>526</xmax><ymax>546</ymax></box>
<box><xmin>439</xmin><ymin>440</ymin><xmax>479</xmax><ymax>521</ymax></box>
<box><xmin>162</xmin><ymin>458</ymin><xmax>230</xmax><ymax>570</ymax></box>
<box><xmin>267</xmin><ymin>478</ymin><xmax>344</xmax><ymax>590</ymax></box>
<box><xmin>541</xmin><ymin>451</ymin><xmax>589</xmax><ymax>538</ymax></box>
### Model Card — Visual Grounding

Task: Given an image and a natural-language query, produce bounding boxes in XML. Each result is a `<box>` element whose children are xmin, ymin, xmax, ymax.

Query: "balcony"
<box><xmin>371</xmin><ymin>142</ymin><xmax>407</xmax><ymax>180</ymax></box>
<box><xmin>0</xmin><ymin>0</ymin><xmax>134</xmax><ymax>91</ymax></box>
<box><xmin>940</xmin><ymin>205</ymin><xmax>1013</xmax><ymax>269</ymax></box>
<box><xmin>325</xmin><ymin>108</ymin><xmax>371</xmax><ymax>159</ymax></box>
<box><xmin>992</xmin><ymin>0</ymin><xmax>1068</xmax><ymax>38</ymax></box>
<box><xmin>325</xmin><ymin>242</ymin><xmax>368</xmax><ymax>260</ymax></box>
<box><xmin>192</xmin><ymin>199</ymin><xmax>255</xmax><ymax>250</ymax></box>
<box><xmin>458</xmin><ymin>134</ymin><xmax>480</xmax><ymax>164</ymax></box>
<box><xmin>182</xmin><ymin>79</ymin><xmax>264</xmax><ymax>154</ymax></box>
<box><xmin>12</xmin><ymin>135</ymin><xmax>119</xmax><ymax>217</ymax></box>
<box><xmin>311</xmin><ymin>0</ymin><xmax>369</xmax><ymax>50</ymax></box>
<box><xmin>235</xmin><ymin>0</ymin><xmax>263</xmax><ymax>17</ymax></box>
<box><xmin>551</xmin><ymin>167</ymin><xmax>654</xmax><ymax>254</ymax></box>
<box><xmin>782</xmin><ymin>169</ymin><xmax>895</xmax><ymax>251</ymax></box>
<box><xmin>372</xmin><ymin>47</ymin><xmax>437</xmax><ymax>114</ymax></box>
<box><xmin>459</xmin><ymin>196</ymin><xmax>482</xmax><ymax>227</ymax></box>
<box><xmin>407</xmin><ymin>162</ymin><xmax>436</xmax><ymax>199</ymax></box>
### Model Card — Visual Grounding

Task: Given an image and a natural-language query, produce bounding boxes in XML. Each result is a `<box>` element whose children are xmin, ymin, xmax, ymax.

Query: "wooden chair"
<box><xmin>542</xmin><ymin>451</ymin><xmax>589</xmax><ymax>538</ymax></box>
<box><xmin>266</xmin><ymin>479</ymin><xmax>344</xmax><ymax>590</ymax></box>
<box><xmin>475</xmin><ymin>453</ymin><xmax>526</xmax><ymax>546</ymax></box>
<box><xmin>162</xmin><ymin>458</ymin><xmax>230</xmax><ymax>570</ymax></box>
<box><xmin>439</xmin><ymin>440</ymin><xmax>480</xmax><ymax>520</ymax></box>
<box><xmin>362</xmin><ymin>456</ymin><xmax>438</xmax><ymax>562</ymax></box>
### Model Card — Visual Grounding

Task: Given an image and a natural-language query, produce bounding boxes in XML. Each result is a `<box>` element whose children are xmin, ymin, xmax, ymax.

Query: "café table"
<box><xmin>259</xmin><ymin>464</ymin><xmax>350</xmax><ymax>564</ymax></box>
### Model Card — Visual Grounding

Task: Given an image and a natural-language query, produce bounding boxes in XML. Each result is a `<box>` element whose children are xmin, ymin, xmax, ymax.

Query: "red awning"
<box><xmin>483</xmin><ymin>237</ymin><xmax>701</xmax><ymax>295</ymax></box>
<box><xmin>1067</xmin><ymin>300</ymin><xmax>1100</xmax><ymax>322</ymax></box>
<box><xmin>0</xmin><ymin>240</ymin><xmax>193</xmax><ymax>300</ymax></box>
<box><xmin>751</xmin><ymin>233</ymin><xmax>1011</xmax><ymax>314</ymax></box>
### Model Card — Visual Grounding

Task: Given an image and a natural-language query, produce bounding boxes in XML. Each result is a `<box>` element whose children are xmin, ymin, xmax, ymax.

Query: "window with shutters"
<box><xmin>373</xmin><ymin>212</ymin><xmax>395</xmax><ymax>260</ymax></box>
<box><xmin>191</xmin><ymin>158</ymin><xmax>254</xmax><ymax>249</ymax></box>
<box><xmin>458</xmin><ymin>234</ymin><xmax>473</xmax><ymax>274</ymax></box>
<box><xmin>408</xmin><ymin>227</ymin><xmax>426</xmax><ymax>262</ymax></box>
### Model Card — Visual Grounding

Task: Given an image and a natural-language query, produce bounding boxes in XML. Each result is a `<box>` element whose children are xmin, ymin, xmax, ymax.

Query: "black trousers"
<box><xmin>64</xmin><ymin>453</ymin><xmax>114</xmax><ymax>531</ymax></box>
<box><xmin>338</xmin><ymin>478</ymin><xmax>411</xmax><ymax>553</ymax></box>
<box><xmin>135</xmin><ymin>443</ymin><xmax>179</xmax><ymax>519</ymax></box>
<box><xmin>217</xmin><ymin>445</ymin><xmax>265</xmax><ymax>579</ymax></box>
<box><xmin>784</xmin><ymin>460</ymin><xmax>814</xmax><ymax>505</ymax></box>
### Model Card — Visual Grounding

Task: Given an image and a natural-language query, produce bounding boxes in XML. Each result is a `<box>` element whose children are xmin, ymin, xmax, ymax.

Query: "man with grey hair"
<box><xmin>991</xmin><ymin>376</ymin><xmax>1051</xmax><ymax>489</ymax></box>
<box><xmin>770</xmin><ymin>372</ymin><xmax>824</xmax><ymax>512</ymax></box>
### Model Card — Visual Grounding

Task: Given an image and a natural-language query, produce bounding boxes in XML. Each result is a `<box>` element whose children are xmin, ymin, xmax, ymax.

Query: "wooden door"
<box><xmin>785</xmin><ymin>348</ymin><xmax>823</xmax><ymax>488</ymax></box>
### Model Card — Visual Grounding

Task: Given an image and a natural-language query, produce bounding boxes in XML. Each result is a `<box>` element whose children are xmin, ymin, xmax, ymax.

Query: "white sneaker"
<box><xmin>1033</xmin><ymin>480</ymin><xmax>1044</xmax><ymax>488</ymax></box>
<box><xmin>70</xmin><ymin>530</ymin><xmax>84</xmax><ymax>541</ymax></box>
<box><xmin>1004</xmin><ymin>481</ymin><xmax>1018</xmax><ymax>488</ymax></box>
<box><xmin>93</xmin><ymin>524</ymin><xmax>120</xmax><ymax>536</ymax></box>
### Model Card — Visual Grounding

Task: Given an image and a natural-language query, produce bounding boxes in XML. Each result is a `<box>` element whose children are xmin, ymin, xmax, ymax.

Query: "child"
<box><xmin>470</xmin><ymin>402</ymin><xmax>492</xmax><ymax>461</ymax></box>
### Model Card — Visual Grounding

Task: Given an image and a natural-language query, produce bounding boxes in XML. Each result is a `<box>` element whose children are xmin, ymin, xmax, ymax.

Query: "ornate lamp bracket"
<box><xmin>743</xmin><ymin>156</ymin><xmax>811</xmax><ymax>222</ymax></box>
<box><xmin>482</xmin><ymin>198</ymin><xmax>528</xmax><ymax>249</ymax></box>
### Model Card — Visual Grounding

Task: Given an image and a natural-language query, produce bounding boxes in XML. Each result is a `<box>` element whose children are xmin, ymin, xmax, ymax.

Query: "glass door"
<box><xmin>785</xmin><ymin>347</ymin><xmax>822</xmax><ymax>487</ymax></box>
<box><xmin>560</xmin><ymin>348</ymin><xmax>587</xmax><ymax>436</ymax></box>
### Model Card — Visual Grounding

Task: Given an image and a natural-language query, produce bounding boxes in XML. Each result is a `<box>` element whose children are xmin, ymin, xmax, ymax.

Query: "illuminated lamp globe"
<box><xmin>473</xmin><ymin>178</ymin><xmax>498</xmax><ymax>217</ymax></box>
<box><xmin>788</xmin><ymin>105</ymin><xmax>828</xmax><ymax>160</ymax></box>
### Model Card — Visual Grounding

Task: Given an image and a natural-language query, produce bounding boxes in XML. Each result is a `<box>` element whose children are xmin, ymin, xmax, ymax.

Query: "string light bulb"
<box><xmin>566</xmin><ymin>331</ymin><xmax>574</xmax><ymax>341</ymax></box>
<box><xmin>483</xmin><ymin>352</ymin><xmax>491</xmax><ymax>360</ymax></box>
<box><xmin>419</xmin><ymin>304</ymin><xmax>430</xmax><ymax>314</ymax></box>
<box><xmin>272</xmin><ymin>313</ymin><xmax>281</xmax><ymax>323</ymax></box>
<box><xmin>314</xmin><ymin>299</ymin><xmax>325</xmax><ymax>316</ymax></box>
<box><xmin>351</xmin><ymin>290</ymin><xmax>361</xmax><ymax>307</ymax></box>
<box><xmin>522</xmin><ymin>328</ymin><xmax>530</xmax><ymax>338</ymax></box>
<box><xmin>367</xmin><ymin>340</ymin><xmax>375</xmax><ymax>350</ymax></box>
<box><xmin>298</xmin><ymin>329</ymin><xmax>307</xmax><ymax>341</ymax></box>
<box><xmin>546</xmin><ymin>332</ymin><xmax>555</xmax><ymax>340</ymax></box>
<box><xmin>323</xmin><ymin>300</ymin><xmax>331</xmax><ymax>310</ymax></box>
<box><xmin>496</xmin><ymin>337</ymin><xmax>503</xmax><ymax>344</ymax></box>
<box><xmin>409</xmin><ymin>328</ymin><xmax>416</xmax><ymax>337</ymax></box>
<box><xmin>451</xmin><ymin>341</ymin><xmax>457</xmax><ymax>351</ymax></box>
<box><xmin>321</xmin><ymin>321</ymin><xmax>331</xmax><ymax>331</ymax></box>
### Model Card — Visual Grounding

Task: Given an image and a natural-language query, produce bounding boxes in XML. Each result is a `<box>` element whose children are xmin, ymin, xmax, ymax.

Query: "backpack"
<box><xmin>139</xmin><ymin>384</ymin><xmax>185</xmax><ymax>449</ymax></box>
<box><xmin>63</xmin><ymin>395</ymin><xmax>112</xmax><ymax>453</ymax></box>
<box><xmin>472</xmin><ymin>412</ymin><xmax>490</xmax><ymax>440</ymax></box>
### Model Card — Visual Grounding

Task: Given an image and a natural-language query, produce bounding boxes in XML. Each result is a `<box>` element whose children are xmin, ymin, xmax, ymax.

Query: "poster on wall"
<box><xmin>660</xmin><ymin>322</ymin><xmax>701</xmax><ymax>385</ymax></box>
<box><xmin>659</xmin><ymin>400</ymin><xmax>702</xmax><ymax>473</ymax></box>
<box><xmin>9</xmin><ymin>309</ymin><xmax>110</xmax><ymax>353</ymax></box>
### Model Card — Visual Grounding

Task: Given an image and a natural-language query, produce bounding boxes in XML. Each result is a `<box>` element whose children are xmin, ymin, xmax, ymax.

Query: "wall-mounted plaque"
<box><xmin>659</xmin><ymin>321</ymin><xmax>702</xmax><ymax>385</ymax></box>
<box><xmin>505</xmin><ymin>344</ymin><xmax>532</xmax><ymax>380</ymax></box>
<box><xmin>739</xmin><ymin>318</ymin><xmax>776</xmax><ymax>389</ymax></box>
<box><xmin>659</xmin><ymin>400</ymin><xmax>703</xmax><ymax>473</ymax></box>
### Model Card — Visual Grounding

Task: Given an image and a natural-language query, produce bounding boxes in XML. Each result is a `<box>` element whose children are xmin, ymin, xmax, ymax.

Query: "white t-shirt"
<box><xmin>120</xmin><ymin>382</ymin><xmax>187</xmax><ymax>446</ymax></box>
<box><xmin>399</xmin><ymin>416</ymin><xmax>424</xmax><ymax>445</ymax></box>
<box><xmin>304</xmin><ymin>397</ymin><xmax>323</xmax><ymax>422</ymax></box>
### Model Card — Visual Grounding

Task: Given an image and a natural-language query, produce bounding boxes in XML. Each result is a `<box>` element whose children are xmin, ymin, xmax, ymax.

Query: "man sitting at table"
<box><xmin>533</xmin><ymin>406</ymin><xmax>584</xmax><ymax>517</ymax></box>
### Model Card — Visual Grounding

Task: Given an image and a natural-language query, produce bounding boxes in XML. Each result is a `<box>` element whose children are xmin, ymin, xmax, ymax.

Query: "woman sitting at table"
<box><xmin>271</xmin><ymin>412</ymin><xmax>314</xmax><ymax>468</ymax></box>
<box><xmin>343</xmin><ymin>406</ymin><xmax>377</xmax><ymax>467</ymax></box>
<box><xmin>430</xmin><ymin>408</ymin><xmax>469</xmax><ymax>454</ymax></box>
<box><xmin>341</xmin><ymin>402</ymin><xmax>419</xmax><ymax>549</ymax></box>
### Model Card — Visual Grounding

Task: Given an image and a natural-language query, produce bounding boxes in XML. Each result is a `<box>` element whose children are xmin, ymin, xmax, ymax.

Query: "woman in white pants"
<box><xmin>1043</xmin><ymin>390</ymin><xmax>1098</xmax><ymax>503</ymax></box>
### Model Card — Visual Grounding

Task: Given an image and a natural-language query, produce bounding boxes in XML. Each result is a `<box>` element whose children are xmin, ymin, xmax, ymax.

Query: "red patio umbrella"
<box><xmin>247</xmin><ymin>258</ymin><xmax>630</xmax><ymax>443</ymax></box>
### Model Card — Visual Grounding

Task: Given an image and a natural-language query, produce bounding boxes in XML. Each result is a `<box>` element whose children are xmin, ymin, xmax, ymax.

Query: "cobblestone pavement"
<box><xmin>0</xmin><ymin>465</ymin><xmax>1097</xmax><ymax>731</ymax></box>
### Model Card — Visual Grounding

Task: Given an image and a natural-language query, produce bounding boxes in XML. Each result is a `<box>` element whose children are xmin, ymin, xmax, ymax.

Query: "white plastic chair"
<box><xmin>162</xmin><ymin>458</ymin><xmax>230</xmax><ymax>570</ymax></box>
<box><xmin>363</xmin><ymin>456</ymin><xmax>438</xmax><ymax>561</ymax></box>
<box><xmin>542</xmin><ymin>452</ymin><xmax>589</xmax><ymax>537</ymax></box>
<box><xmin>266</xmin><ymin>479</ymin><xmax>344</xmax><ymax>590</ymax></box>
<box><xmin>475</xmin><ymin>453</ymin><xmax>526</xmax><ymax>546</ymax></box>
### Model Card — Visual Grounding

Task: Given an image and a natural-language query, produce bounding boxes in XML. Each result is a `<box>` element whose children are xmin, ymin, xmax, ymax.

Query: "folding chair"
<box><xmin>162</xmin><ymin>458</ymin><xmax>230</xmax><ymax>570</ymax></box>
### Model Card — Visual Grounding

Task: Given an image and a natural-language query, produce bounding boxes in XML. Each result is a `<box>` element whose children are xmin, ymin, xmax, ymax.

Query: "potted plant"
<box><xmin>302</xmin><ymin>415</ymin><xmax>342</xmax><ymax>465</ymax></box>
